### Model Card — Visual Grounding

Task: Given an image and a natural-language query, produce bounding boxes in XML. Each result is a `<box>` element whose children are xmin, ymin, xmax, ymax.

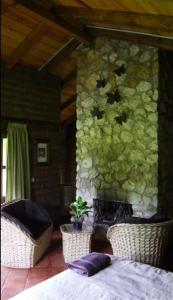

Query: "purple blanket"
<box><xmin>68</xmin><ymin>252</ymin><xmax>111</xmax><ymax>276</ymax></box>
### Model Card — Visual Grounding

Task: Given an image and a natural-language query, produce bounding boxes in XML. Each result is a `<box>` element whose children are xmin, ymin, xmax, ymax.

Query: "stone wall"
<box><xmin>76</xmin><ymin>38</ymin><xmax>158</xmax><ymax>218</ymax></box>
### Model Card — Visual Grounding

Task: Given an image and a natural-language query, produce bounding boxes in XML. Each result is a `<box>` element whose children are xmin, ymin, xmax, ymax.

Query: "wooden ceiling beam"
<box><xmin>86</xmin><ymin>26</ymin><xmax>173</xmax><ymax>50</ymax></box>
<box><xmin>7</xmin><ymin>22</ymin><xmax>47</xmax><ymax>69</ymax></box>
<box><xmin>64</xmin><ymin>0</ymin><xmax>173</xmax><ymax>16</ymax></box>
<box><xmin>41</xmin><ymin>39</ymin><xmax>80</xmax><ymax>72</ymax></box>
<box><xmin>60</xmin><ymin>112</ymin><xmax>76</xmax><ymax>125</ymax></box>
<box><xmin>13</xmin><ymin>0</ymin><xmax>91</xmax><ymax>43</ymax></box>
<box><xmin>55</xmin><ymin>6</ymin><xmax>173</xmax><ymax>39</ymax></box>
<box><xmin>52</xmin><ymin>6</ymin><xmax>91</xmax><ymax>43</ymax></box>
<box><xmin>61</xmin><ymin>94</ymin><xmax>77</xmax><ymax>111</ymax></box>
<box><xmin>35</xmin><ymin>0</ymin><xmax>54</xmax><ymax>11</ymax></box>
<box><xmin>61</xmin><ymin>69</ymin><xmax>77</xmax><ymax>88</ymax></box>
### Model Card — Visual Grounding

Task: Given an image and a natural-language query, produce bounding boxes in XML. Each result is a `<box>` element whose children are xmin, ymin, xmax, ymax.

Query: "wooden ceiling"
<box><xmin>1</xmin><ymin>0</ymin><xmax>173</xmax><ymax>122</ymax></box>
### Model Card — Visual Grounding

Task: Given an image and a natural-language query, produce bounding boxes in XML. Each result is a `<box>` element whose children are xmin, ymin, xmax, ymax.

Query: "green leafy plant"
<box><xmin>69</xmin><ymin>196</ymin><xmax>92</xmax><ymax>220</ymax></box>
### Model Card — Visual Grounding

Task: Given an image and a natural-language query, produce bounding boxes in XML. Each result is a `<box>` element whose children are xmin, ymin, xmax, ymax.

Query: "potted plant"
<box><xmin>69</xmin><ymin>196</ymin><xmax>92</xmax><ymax>231</ymax></box>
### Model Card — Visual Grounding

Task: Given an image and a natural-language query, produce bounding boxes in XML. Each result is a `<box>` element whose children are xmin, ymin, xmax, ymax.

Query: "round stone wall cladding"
<box><xmin>76</xmin><ymin>38</ymin><xmax>159</xmax><ymax>218</ymax></box>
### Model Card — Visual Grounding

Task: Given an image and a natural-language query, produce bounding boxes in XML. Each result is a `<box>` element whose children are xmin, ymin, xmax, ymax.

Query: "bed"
<box><xmin>10</xmin><ymin>255</ymin><xmax>173</xmax><ymax>300</ymax></box>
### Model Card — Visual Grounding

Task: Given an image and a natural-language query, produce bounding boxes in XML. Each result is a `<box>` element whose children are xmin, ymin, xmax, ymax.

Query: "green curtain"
<box><xmin>6</xmin><ymin>123</ymin><xmax>31</xmax><ymax>201</ymax></box>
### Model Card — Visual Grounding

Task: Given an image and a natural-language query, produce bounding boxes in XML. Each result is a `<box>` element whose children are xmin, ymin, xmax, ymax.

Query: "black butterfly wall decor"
<box><xmin>107</xmin><ymin>89</ymin><xmax>121</xmax><ymax>104</ymax></box>
<box><xmin>115</xmin><ymin>112</ymin><xmax>127</xmax><ymax>125</ymax></box>
<box><xmin>114</xmin><ymin>65</ymin><xmax>126</xmax><ymax>76</ymax></box>
<box><xmin>96</xmin><ymin>78</ymin><xmax>106</xmax><ymax>88</ymax></box>
<box><xmin>91</xmin><ymin>107</ymin><xmax>104</xmax><ymax>119</ymax></box>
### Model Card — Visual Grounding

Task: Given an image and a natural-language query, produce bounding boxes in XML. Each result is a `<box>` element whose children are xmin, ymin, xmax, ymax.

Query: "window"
<box><xmin>1</xmin><ymin>138</ymin><xmax>7</xmax><ymax>200</ymax></box>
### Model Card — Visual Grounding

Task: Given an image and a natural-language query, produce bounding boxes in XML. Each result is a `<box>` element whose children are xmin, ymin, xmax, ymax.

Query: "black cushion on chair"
<box><xmin>1</xmin><ymin>200</ymin><xmax>52</xmax><ymax>239</ymax></box>
<box><xmin>117</xmin><ymin>213</ymin><xmax>170</xmax><ymax>225</ymax></box>
<box><xmin>150</xmin><ymin>213</ymin><xmax>170</xmax><ymax>223</ymax></box>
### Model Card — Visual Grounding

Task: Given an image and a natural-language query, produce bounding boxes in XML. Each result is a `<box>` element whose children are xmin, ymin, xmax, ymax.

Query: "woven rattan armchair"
<box><xmin>1</xmin><ymin>199</ymin><xmax>53</xmax><ymax>268</ymax></box>
<box><xmin>107</xmin><ymin>220</ymin><xmax>173</xmax><ymax>267</ymax></box>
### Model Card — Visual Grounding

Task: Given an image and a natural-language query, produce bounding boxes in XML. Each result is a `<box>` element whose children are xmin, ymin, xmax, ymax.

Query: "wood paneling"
<box><xmin>30</xmin><ymin>122</ymin><xmax>61</xmax><ymax>206</ymax></box>
<box><xmin>69</xmin><ymin>0</ymin><xmax>173</xmax><ymax>16</ymax></box>
<box><xmin>61</xmin><ymin>91</ymin><xmax>75</xmax><ymax>104</ymax></box>
<box><xmin>52</xmin><ymin>0</ymin><xmax>86</xmax><ymax>8</ymax></box>
<box><xmin>60</xmin><ymin>75</ymin><xmax>76</xmax><ymax>121</ymax></box>
<box><xmin>158</xmin><ymin>50</ymin><xmax>173</xmax><ymax>217</ymax></box>
<box><xmin>39</xmin><ymin>28</ymin><xmax>69</xmax><ymax>46</ymax></box>
<box><xmin>1</xmin><ymin>4</ymin><xmax>74</xmax><ymax>72</ymax></box>
<box><xmin>35</xmin><ymin>0</ymin><xmax>54</xmax><ymax>10</ymax></box>
<box><xmin>2</xmin><ymin>26</ymin><xmax>25</xmax><ymax>46</ymax></box>
<box><xmin>2</xmin><ymin>64</ymin><xmax>62</xmax><ymax>210</ymax></box>
<box><xmin>56</xmin><ymin>7</ymin><xmax>173</xmax><ymax>38</ymax></box>
<box><xmin>37</xmin><ymin>0</ymin><xmax>173</xmax><ymax>15</ymax></box>
<box><xmin>62</xmin><ymin>69</ymin><xmax>76</xmax><ymax>87</ymax></box>
<box><xmin>19</xmin><ymin>54</ymin><xmax>47</xmax><ymax>69</ymax></box>
<box><xmin>41</xmin><ymin>38</ymin><xmax>79</xmax><ymax>71</ymax></box>
<box><xmin>2</xmin><ymin>2</ymin><xmax>37</xmax><ymax>28</ymax></box>
<box><xmin>61</xmin><ymin>102</ymin><xmax>76</xmax><ymax>121</ymax></box>
<box><xmin>1</xmin><ymin>63</ymin><xmax>62</xmax><ymax>209</ymax></box>
<box><xmin>7</xmin><ymin>22</ymin><xmax>47</xmax><ymax>69</ymax></box>
<box><xmin>61</xmin><ymin>94</ymin><xmax>76</xmax><ymax>111</ymax></box>
<box><xmin>2</xmin><ymin>63</ymin><xmax>60</xmax><ymax>122</ymax></box>
<box><xmin>50</xmin><ymin>51</ymin><xmax>77</xmax><ymax>78</ymax></box>
<box><xmin>61</xmin><ymin>78</ymin><xmax>76</xmax><ymax>95</ymax></box>
<box><xmin>13</xmin><ymin>0</ymin><xmax>90</xmax><ymax>42</ymax></box>
<box><xmin>1</xmin><ymin>15</ymin><xmax>33</xmax><ymax>34</ymax></box>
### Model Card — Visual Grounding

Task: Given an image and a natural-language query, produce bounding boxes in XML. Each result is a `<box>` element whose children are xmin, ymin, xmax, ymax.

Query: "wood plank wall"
<box><xmin>1</xmin><ymin>62</ymin><xmax>63</xmax><ymax>218</ymax></box>
<box><xmin>158</xmin><ymin>50</ymin><xmax>173</xmax><ymax>217</ymax></box>
<box><xmin>1</xmin><ymin>62</ymin><xmax>60</xmax><ymax>122</ymax></box>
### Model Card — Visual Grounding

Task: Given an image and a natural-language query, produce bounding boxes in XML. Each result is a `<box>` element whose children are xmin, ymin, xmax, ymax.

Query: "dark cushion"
<box><xmin>1</xmin><ymin>200</ymin><xmax>52</xmax><ymax>239</ymax></box>
<box><xmin>117</xmin><ymin>213</ymin><xmax>170</xmax><ymax>225</ymax></box>
<box><xmin>150</xmin><ymin>213</ymin><xmax>170</xmax><ymax>223</ymax></box>
<box><xmin>118</xmin><ymin>217</ymin><xmax>156</xmax><ymax>224</ymax></box>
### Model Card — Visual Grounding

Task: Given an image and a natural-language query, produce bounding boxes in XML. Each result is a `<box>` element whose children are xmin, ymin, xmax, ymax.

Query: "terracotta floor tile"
<box><xmin>7</xmin><ymin>269</ymin><xmax>29</xmax><ymax>279</ymax></box>
<box><xmin>2</xmin><ymin>287</ymin><xmax>24</xmax><ymax>300</ymax></box>
<box><xmin>28</xmin><ymin>268</ymin><xmax>50</xmax><ymax>278</ymax></box>
<box><xmin>49</xmin><ymin>248</ymin><xmax>66</xmax><ymax>267</ymax></box>
<box><xmin>47</xmin><ymin>267</ymin><xmax>67</xmax><ymax>277</ymax></box>
<box><xmin>24</xmin><ymin>275</ymin><xmax>50</xmax><ymax>289</ymax></box>
<box><xmin>49</xmin><ymin>257</ymin><xmax>66</xmax><ymax>267</ymax></box>
<box><xmin>4</xmin><ymin>277</ymin><xmax>27</xmax><ymax>289</ymax></box>
<box><xmin>1</xmin><ymin>274</ymin><xmax>7</xmax><ymax>287</ymax></box>
<box><xmin>2</xmin><ymin>266</ymin><xmax>19</xmax><ymax>272</ymax></box>
<box><xmin>34</xmin><ymin>256</ymin><xmax>50</xmax><ymax>269</ymax></box>
<box><xmin>52</xmin><ymin>230</ymin><xmax>62</xmax><ymax>241</ymax></box>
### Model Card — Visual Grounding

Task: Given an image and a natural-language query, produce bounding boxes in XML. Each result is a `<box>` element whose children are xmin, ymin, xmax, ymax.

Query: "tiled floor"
<box><xmin>1</xmin><ymin>230</ymin><xmax>112</xmax><ymax>300</ymax></box>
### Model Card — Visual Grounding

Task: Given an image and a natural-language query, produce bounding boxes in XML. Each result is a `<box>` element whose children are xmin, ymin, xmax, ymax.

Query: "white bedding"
<box><xmin>10</xmin><ymin>256</ymin><xmax>173</xmax><ymax>300</ymax></box>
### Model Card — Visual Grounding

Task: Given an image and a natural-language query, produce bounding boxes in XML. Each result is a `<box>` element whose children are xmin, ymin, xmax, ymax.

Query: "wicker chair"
<box><xmin>107</xmin><ymin>220</ymin><xmax>173</xmax><ymax>267</ymax></box>
<box><xmin>1</xmin><ymin>199</ymin><xmax>53</xmax><ymax>268</ymax></box>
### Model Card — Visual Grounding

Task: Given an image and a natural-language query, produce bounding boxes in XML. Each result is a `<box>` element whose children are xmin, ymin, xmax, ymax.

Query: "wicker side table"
<box><xmin>60</xmin><ymin>224</ymin><xmax>93</xmax><ymax>263</ymax></box>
